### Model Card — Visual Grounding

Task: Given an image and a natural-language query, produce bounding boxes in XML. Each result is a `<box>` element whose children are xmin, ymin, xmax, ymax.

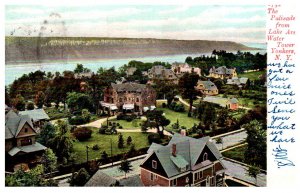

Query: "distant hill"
<box><xmin>5</xmin><ymin>36</ymin><xmax>256</xmax><ymax>63</ymax></box>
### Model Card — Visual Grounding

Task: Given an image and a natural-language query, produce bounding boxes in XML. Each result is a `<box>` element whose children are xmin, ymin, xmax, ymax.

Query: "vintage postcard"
<box><xmin>2</xmin><ymin>0</ymin><xmax>299</xmax><ymax>190</ymax></box>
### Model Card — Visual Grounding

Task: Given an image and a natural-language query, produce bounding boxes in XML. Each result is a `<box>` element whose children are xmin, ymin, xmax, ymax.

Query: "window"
<box><xmin>20</xmin><ymin>138</ymin><xmax>32</xmax><ymax>146</ymax></box>
<box><xmin>203</xmin><ymin>153</ymin><xmax>208</xmax><ymax>161</ymax></box>
<box><xmin>119</xmin><ymin>98</ymin><xmax>122</xmax><ymax>102</ymax></box>
<box><xmin>194</xmin><ymin>171</ymin><xmax>203</xmax><ymax>181</ymax></box>
<box><xmin>152</xmin><ymin>160</ymin><xmax>157</xmax><ymax>169</ymax></box>
<box><xmin>136</xmin><ymin>97</ymin><xmax>139</xmax><ymax>102</ymax></box>
<box><xmin>24</xmin><ymin>128</ymin><xmax>28</xmax><ymax>133</ymax></box>
<box><xmin>150</xmin><ymin>173</ymin><xmax>157</xmax><ymax>181</ymax></box>
<box><xmin>171</xmin><ymin>179</ymin><xmax>177</xmax><ymax>186</ymax></box>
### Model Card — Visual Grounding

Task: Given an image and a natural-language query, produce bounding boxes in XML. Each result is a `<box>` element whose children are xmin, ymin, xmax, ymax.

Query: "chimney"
<box><xmin>172</xmin><ymin>144</ymin><xmax>177</xmax><ymax>157</ymax></box>
<box><xmin>180</xmin><ymin>129</ymin><xmax>186</xmax><ymax>136</ymax></box>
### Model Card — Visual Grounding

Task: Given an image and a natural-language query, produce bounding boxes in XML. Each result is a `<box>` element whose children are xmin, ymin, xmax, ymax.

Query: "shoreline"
<box><xmin>5</xmin><ymin>49</ymin><xmax>264</xmax><ymax>66</ymax></box>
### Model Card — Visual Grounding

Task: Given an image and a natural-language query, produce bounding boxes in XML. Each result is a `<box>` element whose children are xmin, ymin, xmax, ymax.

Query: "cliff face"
<box><xmin>5</xmin><ymin>37</ymin><xmax>254</xmax><ymax>63</ymax></box>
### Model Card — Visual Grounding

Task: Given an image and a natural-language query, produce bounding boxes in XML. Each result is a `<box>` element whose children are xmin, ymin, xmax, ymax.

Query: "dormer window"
<box><xmin>152</xmin><ymin>160</ymin><xmax>157</xmax><ymax>169</ymax></box>
<box><xmin>203</xmin><ymin>152</ymin><xmax>208</xmax><ymax>161</ymax></box>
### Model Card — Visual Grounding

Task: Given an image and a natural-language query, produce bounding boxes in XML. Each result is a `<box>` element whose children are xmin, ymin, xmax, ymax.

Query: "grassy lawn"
<box><xmin>73</xmin><ymin>127</ymin><xmax>150</xmax><ymax>163</ymax></box>
<box><xmin>157</xmin><ymin>107</ymin><xmax>200</xmax><ymax>130</ymax></box>
<box><xmin>103</xmin><ymin>118</ymin><xmax>144</xmax><ymax>130</ymax></box>
<box><xmin>222</xmin><ymin>145</ymin><xmax>247</xmax><ymax>163</ymax></box>
<box><xmin>44</xmin><ymin>107</ymin><xmax>71</xmax><ymax>120</ymax></box>
<box><xmin>239</xmin><ymin>70</ymin><xmax>266</xmax><ymax>81</ymax></box>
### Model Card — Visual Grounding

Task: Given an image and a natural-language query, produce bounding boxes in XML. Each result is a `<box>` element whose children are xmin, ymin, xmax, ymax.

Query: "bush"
<box><xmin>92</xmin><ymin>144</ymin><xmax>100</xmax><ymax>151</ymax></box>
<box><xmin>116</xmin><ymin>114</ymin><xmax>137</xmax><ymax>122</ymax></box>
<box><xmin>173</xmin><ymin>104</ymin><xmax>185</xmax><ymax>112</ymax></box>
<box><xmin>73</xmin><ymin>127</ymin><xmax>92</xmax><ymax>141</ymax></box>
<box><xmin>119</xmin><ymin>126</ymin><xmax>123</xmax><ymax>129</ymax></box>
<box><xmin>69</xmin><ymin>116</ymin><xmax>88</xmax><ymax>125</ymax></box>
<box><xmin>69</xmin><ymin>168</ymin><xmax>90</xmax><ymax>186</ymax></box>
<box><xmin>99</xmin><ymin>126</ymin><xmax>107</xmax><ymax>134</ymax></box>
<box><xmin>147</xmin><ymin>133</ymin><xmax>161</xmax><ymax>144</ymax></box>
<box><xmin>27</xmin><ymin>102</ymin><xmax>35</xmax><ymax>110</ymax></box>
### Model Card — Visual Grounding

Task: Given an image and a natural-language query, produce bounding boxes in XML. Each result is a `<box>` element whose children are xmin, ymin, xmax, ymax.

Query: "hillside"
<box><xmin>5</xmin><ymin>36</ymin><xmax>256</xmax><ymax>63</ymax></box>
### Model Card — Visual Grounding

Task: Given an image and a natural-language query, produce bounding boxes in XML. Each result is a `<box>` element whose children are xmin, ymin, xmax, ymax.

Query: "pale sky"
<box><xmin>5</xmin><ymin>5</ymin><xmax>266</xmax><ymax>43</ymax></box>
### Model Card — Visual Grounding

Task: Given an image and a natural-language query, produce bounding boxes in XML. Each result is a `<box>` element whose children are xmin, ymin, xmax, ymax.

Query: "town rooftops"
<box><xmin>19</xmin><ymin>109</ymin><xmax>50</xmax><ymax>122</ymax></box>
<box><xmin>198</xmin><ymin>80</ymin><xmax>218</xmax><ymax>91</ymax></box>
<box><xmin>111</xmin><ymin>82</ymin><xmax>147</xmax><ymax>92</ymax></box>
<box><xmin>85</xmin><ymin>170</ymin><xmax>117</xmax><ymax>187</ymax></box>
<box><xmin>8</xmin><ymin>142</ymin><xmax>47</xmax><ymax>156</ymax></box>
<box><xmin>144</xmin><ymin>134</ymin><xmax>223</xmax><ymax>178</ymax></box>
<box><xmin>210</xmin><ymin>66</ymin><xmax>235</xmax><ymax>75</ymax></box>
<box><xmin>5</xmin><ymin>111</ymin><xmax>36</xmax><ymax>139</ymax></box>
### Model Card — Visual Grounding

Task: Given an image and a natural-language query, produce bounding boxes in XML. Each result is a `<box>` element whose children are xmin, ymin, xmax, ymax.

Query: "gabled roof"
<box><xmin>228</xmin><ymin>98</ymin><xmax>239</xmax><ymax>104</ymax></box>
<box><xmin>19</xmin><ymin>109</ymin><xmax>50</xmax><ymax>122</ymax></box>
<box><xmin>198</xmin><ymin>81</ymin><xmax>218</xmax><ymax>91</ymax></box>
<box><xmin>85</xmin><ymin>170</ymin><xmax>117</xmax><ymax>186</ymax></box>
<box><xmin>111</xmin><ymin>82</ymin><xmax>148</xmax><ymax>92</ymax></box>
<box><xmin>210</xmin><ymin>66</ymin><xmax>235</xmax><ymax>75</ymax></box>
<box><xmin>144</xmin><ymin>134</ymin><xmax>223</xmax><ymax>178</ymax></box>
<box><xmin>5</xmin><ymin>113</ymin><xmax>36</xmax><ymax>139</ymax></box>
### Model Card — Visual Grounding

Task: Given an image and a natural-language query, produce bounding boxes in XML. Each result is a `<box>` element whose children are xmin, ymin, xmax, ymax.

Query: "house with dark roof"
<box><xmin>226</xmin><ymin>77</ymin><xmax>249</xmax><ymax>88</ymax></box>
<box><xmin>85</xmin><ymin>171</ymin><xmax>144</xmax><ymax>187</ymax></box>
<box><xmin>101</xmin><ymin>82</ymin><xmax>156</xmax><ymax>114</ymax></box>
<box><xmin>209</xmin><ymin>66</ymin><xmax>237</xmax><ymax>79</ymax></box>
<box><xmin>19</xmin><ymin>109</ymin><xmax>50</xmax><ymax>129</ymax></box>
<box><xmin>140</xmin><ymin>134</ymin><xmax>226</xmax><ymax>187</ymax></box>
<box><xmin>147</xmin><ymin>65</ymin><xmax>178</xmax><ymax>84</ymax></box>
<box><xmin>5</xmin><ymin>110</ymin><xmax>47</xmax><ymax>170</ymax></box>
<box><xmin>196</xmin><ymin>81</ymin><xmax>218</xmax><ymax>96</ymax></box>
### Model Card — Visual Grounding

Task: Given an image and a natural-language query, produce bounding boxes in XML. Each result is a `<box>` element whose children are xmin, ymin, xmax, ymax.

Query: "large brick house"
<box><xmin>209</xmin><ymin>66</ymin><xmax>237</xmax><ymax>79</ymax></box>
<box><xmin>101</xmin><ymin>82</ymin><xmax>156</xmax><ymax>114</ymax></box>
<box><xmin>140</xmin><ymin>134</ymin><xmax>226</xmax><ymax>187</ymax></box>
<box><xmin>147</xmin><ymin>65</ymin><xmax>178</xmax><ymax>84</ymax></box>
<box><xmin>171</xmin><ymin>63</ymin><xmax>201</xmax><ymax>77</ymax></box>
<box><xmin>196</xmin><ymin>81</ymin><xmax>219</xmax><ymax>96</ymax></box>
<box><xmin>5</xmin><ymin>110</ymin><xmax>47</xmax><ymax>170</ymax></box>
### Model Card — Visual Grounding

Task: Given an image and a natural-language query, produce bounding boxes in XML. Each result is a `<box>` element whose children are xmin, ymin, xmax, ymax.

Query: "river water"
<box><xmin>5</xmin><ymin>49</ymin><xmax>265</xmax><ymax>85</ymax></box>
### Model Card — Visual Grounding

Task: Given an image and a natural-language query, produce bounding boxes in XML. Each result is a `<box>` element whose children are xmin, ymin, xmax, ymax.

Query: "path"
<box><xmin>176</xmin><ymin>95</ymin><xmax>196</xmax><ymax>109</ymax></box>
<box><xmin>78</xmin><ymin>116</ymin><xmax>116</xmax><ymax>128</ymax></box>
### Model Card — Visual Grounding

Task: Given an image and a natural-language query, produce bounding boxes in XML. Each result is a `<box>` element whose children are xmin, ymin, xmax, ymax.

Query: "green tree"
<box><xmin>74</xmin><ymin>64</ymin><xmax>91</xmax><ymax>73</ymax></box>
<box><xmin>27</xmin><ymin>102</ymin><xmax>35</xmax><ymax>110</ymax></box>
<box><xmin>118</xmin><ymin>157</ymin><xmax>133</xmax><ymax>178</ymax></box>
<box><xmin>5</xmin><ymin>86</ymin><xmax>11</xmax><ymax>106</ymax></box>
<box><xmin>247</xmin><ymin>164</ymin><xmax>261</xmax><ymax>185</ymax></box>
<box><xmin>126</xmin><ymin>136</ymin><xmax>132</xmax><ymax>145</ymax></box>
<box><xmin>118</xmin><ymin>133</ymin><xmax>124</xmax><ymax>148</ymax></box>
<box><xmin>35</xmin><ymin>91</ymin><xmax>46</xmax><ymax>108</ymax></box>
<box><xmin>243</xmin><ymin>120</ymin><xmax>266</xmax><ymax>169</ymax></box>
<box><xmin>101</xmin><ymin>151</ymin><xmax>108</xmax><ymax>161</ymax></box>
<box><xmin>69</xmin><ymin>168</ymin><xmax>90</xmax><ymax>186</ymax></box>
<box><xmin>142</xmin><ymin>110</ymin><xmax>170</xmax><ymax>136</ymax></box>
<box><xmin>66</xmin><ymin>92</ymin><xmax>93</xmax><ymax>113</ymax></box>
<box><xmin>217</xmin><ymin>109</ymin><xmax>229</xmax><ymax>127</ymax></box>
<box><xmin>41</xmin><ymin>148</ymin><xmax>57</xmax><ymax>176</ymax></box>
<box><xmin>178</xmin><ymin>72</ymin><xmax>200</xmax><ymax>116</ymax></box>
<box><xmin>37</xmin><ymin>123</ymin><xmax>56</xmax><ymax>146</ymax></box>
<box><xmin>48</xmin><ymin>120</ymin><xmax>74</xmax><ymax>163</ymax></box>
<box><xmin>12</xmin><ymin>94</ymin><xmax>26</xmax><ymax>111</ymax></box>
<box><xmin>5</xmin><ymin>164</ymin><xmax>57</xmax><ymax>186</ymax></box>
